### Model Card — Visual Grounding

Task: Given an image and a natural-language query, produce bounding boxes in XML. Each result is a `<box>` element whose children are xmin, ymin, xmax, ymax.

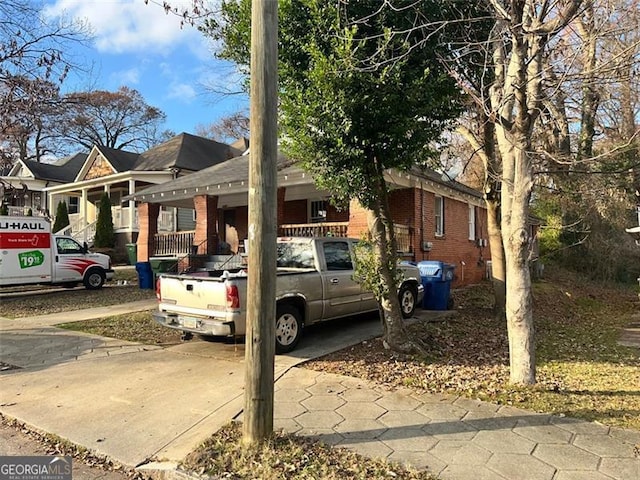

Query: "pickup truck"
<box><xmin>153</xmin><ymin>237</ymin><xmax>424</xmax><ymax>353</ymax></box>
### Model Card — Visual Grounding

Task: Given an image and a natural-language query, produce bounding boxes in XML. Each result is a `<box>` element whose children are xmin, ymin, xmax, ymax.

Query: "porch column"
<box><xmin>277</xmin><ymin>187</ymin><xmax>286</xmax><ymax>234</ymax></box>
<box><xmin>136</xmin><ymin>202</ymin><xmax>160</xmax><ymax>262</ymax></box>
<box><xmin>128</xmin><ymin>179</ymin><xmax>136</xmax><ymax>231</ymax></box>
<box><xmin>81</xmin><ymin>188</ymin><xmax>89</xmax><ymax>242</ymax></box>
<box><xmin>81</xmin><ymin>188</ymin><xmax>88</xmax><ymax>222</ymax></box>
<box><xmin>193</xmin><ymin>195</ymin><xmax>218</xmax><ymax>255</ymax></box>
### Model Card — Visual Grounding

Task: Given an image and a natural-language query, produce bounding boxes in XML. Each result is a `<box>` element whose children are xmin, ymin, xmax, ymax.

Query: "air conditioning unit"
<box><xmin>421</xmin><ymin>241</ymin><xmax>433</xmax><ymax>252</ymax></box>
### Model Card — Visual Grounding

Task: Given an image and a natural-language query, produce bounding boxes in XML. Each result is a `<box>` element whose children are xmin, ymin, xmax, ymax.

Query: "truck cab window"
<box><xmin>277</xmin><ymin>242</ymin><xmax>314</xmax><ymax>268</ymax></box>
<box><xmin>323</xmin><ymin>242</ymin><xmax>353</xmax><ymax>270</ymax></box>
<box><xmin>56</xmin><ymin>238</ymin><xmax>83</xmax><ymax>254</ymax></box>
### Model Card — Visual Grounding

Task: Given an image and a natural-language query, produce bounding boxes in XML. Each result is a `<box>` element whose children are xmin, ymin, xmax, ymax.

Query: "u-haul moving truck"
<box><xmin>0</xmin><ymin>216</ymin><xmax>114</xmax><ymax>289</ymax></box>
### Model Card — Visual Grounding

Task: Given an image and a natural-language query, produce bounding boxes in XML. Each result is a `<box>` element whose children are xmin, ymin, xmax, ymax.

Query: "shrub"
<box><xmin>52</xmin><ymin>201</ymin><xmax>70</xmax><ymax>233</ymax></box>
<box><xmin>94</xmin><ymin>192</ymin><xmax>115</xmax><ymax>248</ymax></box>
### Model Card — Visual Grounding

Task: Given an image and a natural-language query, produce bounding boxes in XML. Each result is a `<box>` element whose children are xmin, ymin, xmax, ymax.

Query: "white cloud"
<box><xmin>167</xmin><ymin>82</ymin><xmax>197</xmax><ymax>101</ymax></box>
<box><xmin>43</xmin><ymin>0</ymin><xmax>210</xmax><ymax>57</ymax></box>
<box><xmin>111</xmin><ymin>67</ymin><xmax>141</xmax><ymax>84</ymax></box>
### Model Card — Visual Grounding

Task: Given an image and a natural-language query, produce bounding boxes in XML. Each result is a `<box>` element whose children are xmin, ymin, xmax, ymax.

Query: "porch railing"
<box><xmin>279</xmin><ymin>222</ymin><xmax>349</xmax><ymax>238</ymax></box>
<box><xmin>278</xmin><ymin>222</ymin><xmax>412</xmax><ymax>253</ymax></box>
<box><xmin>6</xmin><ymin>206</ymin><xmax>37</xmax><ymax>216</ymax></box>
<box><xmin>154</xmin><ymin>230</ymin><xmax>195</xmax><ymax>256</ymax></box>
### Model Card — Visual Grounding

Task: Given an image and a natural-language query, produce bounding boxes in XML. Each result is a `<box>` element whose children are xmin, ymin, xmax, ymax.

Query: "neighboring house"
<box><xmin>39</xmin><ymin>133</ymin><xmax>242</xmax><ymax>247</ymax></box>
<box><xmin>129</xmin><ymin>151</ymin><xmax>492</xmax><ymax>286</ymax></box>
<box><xmin>0</xmin><ymin>153</ymin><xmax>87</xmax><ymax>216</ymax></box>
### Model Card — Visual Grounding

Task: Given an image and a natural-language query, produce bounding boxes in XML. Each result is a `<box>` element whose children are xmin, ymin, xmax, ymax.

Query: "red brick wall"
<box><xmin>193</xmin><ymin>195</ymin><xmax>218</xmax><ymax>255</ymax></box>
<box><xmin>136</xmin><ymin>202</ymin><xmax>159</xmax><ymax>262</ymax></box>
<box><xmin>410</xmin><ymin>190</ymin><xmax>490</xmax><ymax>286</ymax></box>
<box><xmin>347</xmin><ymin>189</ymin><xmax>490</xmax><ymax>286</ymax></box>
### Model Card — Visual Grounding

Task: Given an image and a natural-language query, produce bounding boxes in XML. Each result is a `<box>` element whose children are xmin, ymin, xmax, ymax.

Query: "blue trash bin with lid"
<box><xmin>135</xmin><ymin>261</ymin><xmax>154</xmax><ymax>289</ymax></box>
<box><xmin>418</xmin><ymin>260</ymin><xmax>454</xmax><ymax>310</ymax></box>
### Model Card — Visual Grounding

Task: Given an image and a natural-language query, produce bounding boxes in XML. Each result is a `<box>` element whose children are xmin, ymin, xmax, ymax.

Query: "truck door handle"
<box><xmin>330</xmin><ymin>278</ymin><xmax>339</xmax><ymax>284</ymax></box>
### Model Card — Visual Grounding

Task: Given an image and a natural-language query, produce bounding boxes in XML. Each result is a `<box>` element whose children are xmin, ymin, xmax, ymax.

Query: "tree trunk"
<box><xmin>364</xmin><ymin>155</ymin><xmax>426</xmax><ymax>355</ymax></box>
<box><xmin>482</xmin><ymin>112</ymin><xmax>506</xmax><ymax>320</ymax></box>
<box><xmin>498</xmin><ymin>130</ymin><xmax>536</xmax><ymax>385</ymax></box>
<box><xmin>486</xmin><ymin>198</ymin><xmax>506</xmax><ymax>319</ymax></box>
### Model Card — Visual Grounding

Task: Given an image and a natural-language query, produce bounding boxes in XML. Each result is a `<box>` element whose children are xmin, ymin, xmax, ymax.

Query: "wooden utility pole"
<box><xmin>243</xmin><ymin>0</ymin><xmax>278</xmax><ymax>444</ymax></box>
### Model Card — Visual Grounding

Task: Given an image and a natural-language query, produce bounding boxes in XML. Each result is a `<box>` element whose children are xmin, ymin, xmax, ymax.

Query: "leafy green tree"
<box><xmin>206</xmin><ymin>0</ymin><xmax>464</xmax><ymax>353</ymax></box>
<box><xmin>52</xmin><ymin>200</ymin><xmax>69</xmax><ymax>233</ymax></box>
<box><xmin>0</xmin><ymin>203</ymin><xmax>8</xmax><ymax>216</ymax></box>
<box><xmin>94</xmin><ymin>192</ymin><xmax>115</xmax><ymax>248</ymax></box>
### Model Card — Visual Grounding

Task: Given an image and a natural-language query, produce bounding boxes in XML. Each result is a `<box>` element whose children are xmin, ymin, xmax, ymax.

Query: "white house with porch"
<box><xmin>42</xmin><ymin>133</ymin><xmax>244</xmax><ymax>247</ymax></box>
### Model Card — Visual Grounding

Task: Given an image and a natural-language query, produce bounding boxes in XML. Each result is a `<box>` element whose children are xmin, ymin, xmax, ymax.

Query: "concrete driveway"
<box><xmin>0</xmin><ymin>306</ymin><xmax>383</xmax><ymax>467</ymax></box>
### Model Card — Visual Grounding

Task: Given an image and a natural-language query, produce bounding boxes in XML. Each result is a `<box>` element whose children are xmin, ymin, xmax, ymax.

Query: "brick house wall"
<box><xmin>347</xmin><ymin>187</ymin><xmax>490</xmax><ymax>286</ymax></box>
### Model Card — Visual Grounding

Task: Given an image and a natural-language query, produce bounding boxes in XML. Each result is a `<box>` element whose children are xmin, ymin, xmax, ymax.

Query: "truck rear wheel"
<box><xmin>84</xmin><ymin>268</ymin><xmax>105</xmax><ymax>290</ymax></box>
<box><xmin>398</xmin><ymin>284</ymin><xmax>417</xmax><ymax>319</ymax></box>
<box><xmin>275</xmin><ymin>305</ymin><xmax>302</xmax><ymax>354</ymax></box>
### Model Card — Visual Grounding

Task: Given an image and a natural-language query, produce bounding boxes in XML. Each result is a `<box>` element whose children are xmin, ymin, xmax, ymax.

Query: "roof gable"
<box><xmin>75</xmin><ymin>146</ymin><xmax>139</xmax><ymax>182</ymax></box>
<box><xmin>5</xmin><ymin>155</ymin><xmax>87</xmax><ymax>183</ymax></box>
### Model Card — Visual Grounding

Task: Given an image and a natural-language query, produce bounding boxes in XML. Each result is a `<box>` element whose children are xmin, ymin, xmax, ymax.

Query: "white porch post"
<box><xmin>48</xmin><ymin>193</ymin><xmax>56</xmax><ymax>218</ymax></box>
<box><xmin>81</xmin><ymin>188</ymin><xmax>88</xmax><ymax>243</ymax></box>
<box><xmin>128</xmin><ymin>179</ymin><xmax>136</xmax><ymax>231</ymax></box>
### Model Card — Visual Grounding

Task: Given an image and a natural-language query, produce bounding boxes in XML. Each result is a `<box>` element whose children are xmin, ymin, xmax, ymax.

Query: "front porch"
<box><xmin>151</xmin><ymin>221</ymin><xmax>413</xmax><ymax>258</ymax></box>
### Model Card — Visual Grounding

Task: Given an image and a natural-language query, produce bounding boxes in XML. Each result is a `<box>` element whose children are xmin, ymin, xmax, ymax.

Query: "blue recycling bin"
<box><xmin>135</xmin><ymin>261</ymin><xmax>154</xmax><ymax>289</ymax></box>
<box><xmin>418</xmin><ymin>260</ymin><xmax>455</xmax><ymax>310</ymax></box>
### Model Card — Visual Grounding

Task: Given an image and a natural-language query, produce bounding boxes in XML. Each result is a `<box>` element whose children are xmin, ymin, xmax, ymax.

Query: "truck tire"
<box><xmin>398</xmin><ymin>283</ymin><xmax>417</xmax><ymax>319</ymax></box>
<box><xmin>83</xmin><ymin>268</ymin><xmax>106</xmax><ymax>290</ymax></box>
<box><xmin>275</xmin><ymin>304</ymin><xmax>302</xmax><ymax>354</ymax></box>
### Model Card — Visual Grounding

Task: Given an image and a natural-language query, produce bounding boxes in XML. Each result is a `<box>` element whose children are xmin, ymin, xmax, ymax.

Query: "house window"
<box><xmin>310</xmin><ymin>200</ymin><xmax>327</xmax><ymax>223</ymax></box>
<box><xmin>68</xmin><ymin>197</ymin><xmax>79</xmax><ymax>214</ymax></box>
<box><xmin>468</xmin><ymin>204</ymin><xmax>476</xmax><ymax>241</ymax></box>
<box><xmin>435</xmin><ymin>196</ymin><xmax>444</xmax><ymax>236</ymax></box>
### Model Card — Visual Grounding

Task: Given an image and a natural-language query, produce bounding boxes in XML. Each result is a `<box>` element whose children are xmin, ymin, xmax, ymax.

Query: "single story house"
<box><xmin>129</xmin><ymin>150</ymin><xmax>492</xmax><ymax>286</ymax></box>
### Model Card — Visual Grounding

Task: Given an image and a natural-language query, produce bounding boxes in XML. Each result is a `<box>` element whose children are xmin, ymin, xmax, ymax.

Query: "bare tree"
<box><xmin>0</xmin><ymin>0</ymin><xmax>89</xmax><ymax>165</ymax></box>
<box><xmin>195</xmin><ymin>111</ymin><xmax>250</xmax><ymax>143</ymax></box>
<box><xmin>55</xmin><ymin>86</ymin><xmax>167</xmax><ymax>152</ymax></box>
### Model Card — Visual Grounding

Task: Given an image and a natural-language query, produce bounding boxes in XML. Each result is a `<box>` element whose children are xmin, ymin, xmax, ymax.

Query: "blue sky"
<box><xmin>42</xmin><ymin>0</ymin><xmax>248</xmax><ymax>138</ymax></box>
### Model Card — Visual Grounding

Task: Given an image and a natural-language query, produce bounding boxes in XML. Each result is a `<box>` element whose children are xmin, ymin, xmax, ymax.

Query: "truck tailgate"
<box><xmin>158</xmin><ymin>274</ymin><xmax>230</xmax><ymax>315</ymax></box>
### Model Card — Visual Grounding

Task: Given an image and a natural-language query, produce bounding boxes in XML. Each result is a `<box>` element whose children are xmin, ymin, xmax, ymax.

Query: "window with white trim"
<box><xmin>310</xmin><ymin>200</ymin><xmax>327</xmax><ymax>223</ymax></box>
<box><xmin>435</xmin><ymin>196</ymin><xmax>444</xmax><ymax>236</ymax></box>
<box><xmin>468</xmin><ymin>204</ymin><xmax>476</xmax><ymax>241</ymax></box>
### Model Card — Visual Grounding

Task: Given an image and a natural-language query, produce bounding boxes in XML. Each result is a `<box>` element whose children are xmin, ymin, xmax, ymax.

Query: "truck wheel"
<box><xmin>398</xmin><ymin>284</ymin><xmax>417</xmax><ymax>319</ymax></box>
<box><xmin>275</xmin><ymin>305</ymin><xmax>302</xmax><ymax>354</ymax></box>
<box><xmin>83</xmin><ymin>268</ymin><xmax>105</xmax><ymax>290</ymax></box>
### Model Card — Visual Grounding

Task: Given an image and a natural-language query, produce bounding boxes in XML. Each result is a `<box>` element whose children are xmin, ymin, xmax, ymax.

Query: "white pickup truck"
<box><xmin>154</xmin><ymin>237</ymin><xmax>424</xmax><ymax>353</ymax></box>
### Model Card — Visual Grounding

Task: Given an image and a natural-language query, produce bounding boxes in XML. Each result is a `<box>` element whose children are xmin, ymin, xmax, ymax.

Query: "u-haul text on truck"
<box><xmin>0</xmin><ymin>216</ymin><xmax>113</xmax><ymax>289</ymax></box>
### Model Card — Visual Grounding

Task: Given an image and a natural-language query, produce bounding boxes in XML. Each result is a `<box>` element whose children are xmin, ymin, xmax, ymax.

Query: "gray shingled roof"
<box><xmin>23</xmin><ymin>153</ymin><xmax>87</xmax><ymax>182</ymax></box>
<box><xmin>133</xmin><ymin>132</ymin><xmax>242</xmax><ymax>172</ymax></box>
<box><xmin>129</xmin><ymin>153</ymin><xmax>294</xmax><ymax>203</ymax></box>
<box><xmin>130</xmin><ymin>150</ymin><xmax>484</xmax><ymax>206</ymax></box>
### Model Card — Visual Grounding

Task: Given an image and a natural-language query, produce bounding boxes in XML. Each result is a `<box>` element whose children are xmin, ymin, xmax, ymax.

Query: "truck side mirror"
<box><xmin>82</xmin><ymin>242</ymin><xmax>89</xmax><ymax>254</ymax></box>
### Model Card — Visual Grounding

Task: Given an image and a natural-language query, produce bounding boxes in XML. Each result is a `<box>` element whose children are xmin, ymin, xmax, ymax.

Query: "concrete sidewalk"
<box><xmin>1</xmin><ymin>303</ymin><xmax>639</xmax><ymax>480</ymax></box>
